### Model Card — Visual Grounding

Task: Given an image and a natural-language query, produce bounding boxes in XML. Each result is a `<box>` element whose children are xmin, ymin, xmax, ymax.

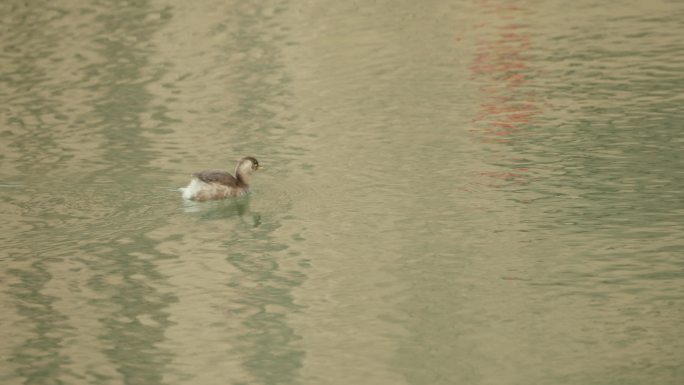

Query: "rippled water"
<box><xmin>1</xmin><ymin>1</ymin><xmax>683</xmax><ymax>384</ymax></box>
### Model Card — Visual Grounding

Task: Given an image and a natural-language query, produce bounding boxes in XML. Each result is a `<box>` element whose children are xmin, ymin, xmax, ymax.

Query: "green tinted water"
<box><xmin>1</xmin><ymin>1</ymin><xmax>683</xmax><ymax>384</ymax></box>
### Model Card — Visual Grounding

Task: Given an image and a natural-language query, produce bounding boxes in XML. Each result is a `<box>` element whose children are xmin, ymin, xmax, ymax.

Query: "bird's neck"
<box><xmin>236</xmin><ymin>172</ymin><xmax>250</xmax><ymax>186</ymax></box>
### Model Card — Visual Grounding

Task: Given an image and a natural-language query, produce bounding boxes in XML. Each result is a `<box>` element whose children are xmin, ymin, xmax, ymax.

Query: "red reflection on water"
<box><xmin>468</xmin><ymin>1</ymin><xmax>543</xmax><ymax>186</ymax></box>
<box><xmin>470</xmin><ymin>27</ymin><xmax>539</xmax><ymax>140</ymax></box>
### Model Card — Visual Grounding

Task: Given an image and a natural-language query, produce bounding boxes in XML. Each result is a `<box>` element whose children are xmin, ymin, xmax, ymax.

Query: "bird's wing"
<box><xmin>192</xmin><ymin>170</ymin><xmax>239</xmax><ymax>187</ymax></box>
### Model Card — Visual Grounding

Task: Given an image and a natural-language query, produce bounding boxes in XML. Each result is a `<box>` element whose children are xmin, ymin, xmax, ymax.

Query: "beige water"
<box><xmin>1</xmin><ymin>1</ymin><xmax>683</xmax><ymax>384</ymax></box>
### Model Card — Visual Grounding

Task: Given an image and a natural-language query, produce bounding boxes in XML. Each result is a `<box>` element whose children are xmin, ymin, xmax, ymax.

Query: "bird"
<box><xmin>181</xmin><ymin>156</ymin><xmax>260</xmax><ymax>201</ymax></box>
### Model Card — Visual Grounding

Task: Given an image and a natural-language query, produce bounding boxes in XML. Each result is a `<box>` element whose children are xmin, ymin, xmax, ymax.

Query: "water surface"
<box><xmin>1</xmin><ymin>1</ymin><xmax>683</xmax><ymax>384</ymax></box>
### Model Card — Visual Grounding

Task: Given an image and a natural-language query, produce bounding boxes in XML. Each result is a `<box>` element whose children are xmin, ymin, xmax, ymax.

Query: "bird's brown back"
<box><xmin>192</xmin><ymin>170</ymin><xmax>241</xmax><ymax>187</ymax></box>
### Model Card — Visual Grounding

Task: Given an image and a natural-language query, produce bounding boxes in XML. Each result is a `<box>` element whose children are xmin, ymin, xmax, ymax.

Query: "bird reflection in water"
<box><xmin>182</xmin><ymin>195</ymin><xmax>261</xmax><ymax>227</ymax></box>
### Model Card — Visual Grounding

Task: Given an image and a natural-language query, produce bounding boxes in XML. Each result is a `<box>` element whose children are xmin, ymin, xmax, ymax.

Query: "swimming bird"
<box><xmin>182</xmin><ymin>156</ymin><xmax>260</xmax><ymax>201</ymax></box>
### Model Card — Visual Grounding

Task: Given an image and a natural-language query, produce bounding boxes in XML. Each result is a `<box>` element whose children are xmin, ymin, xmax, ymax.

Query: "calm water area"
<box><xmin>1</xmin><ymin>1</ymin><xmax>683</xmax><ymax>384</ymax></box>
